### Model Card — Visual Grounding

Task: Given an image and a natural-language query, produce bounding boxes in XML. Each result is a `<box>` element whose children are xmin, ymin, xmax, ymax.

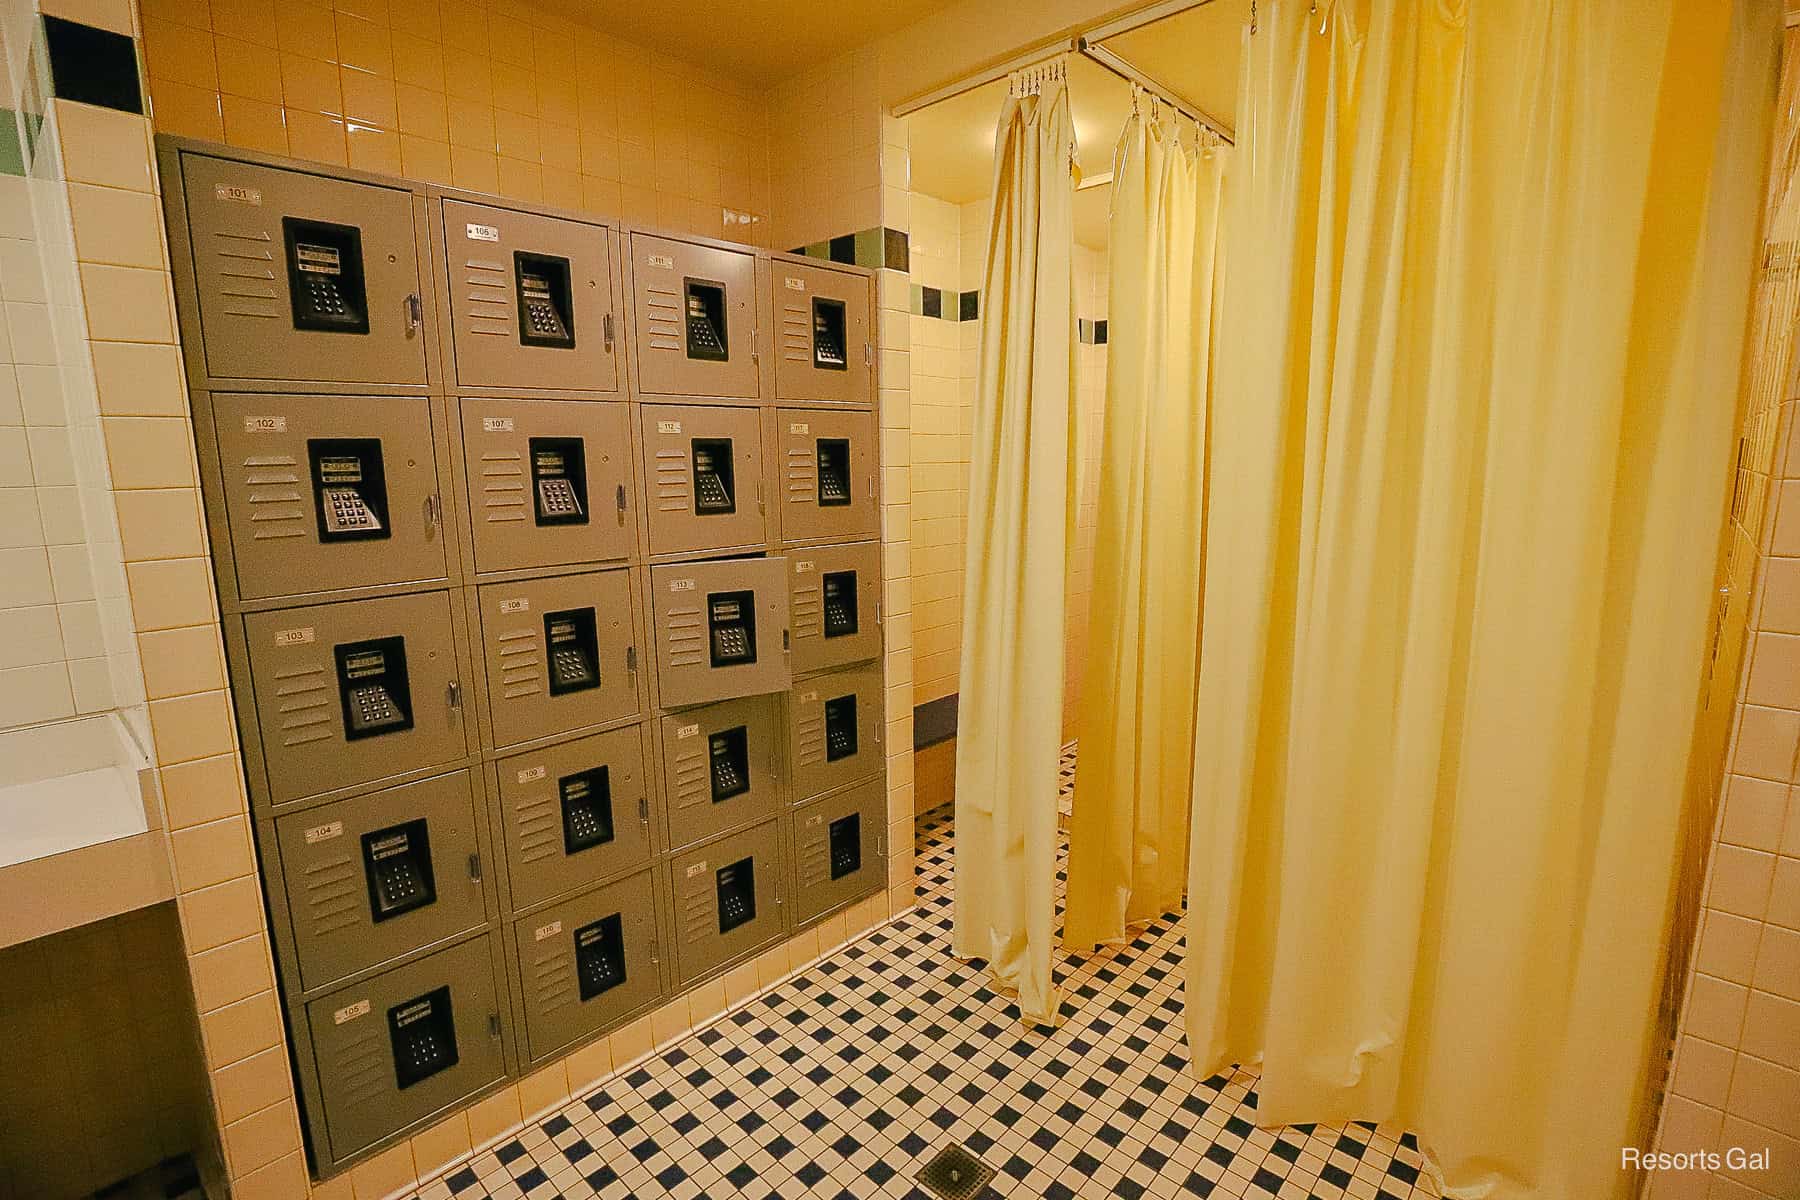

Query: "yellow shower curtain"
<box><xmin>1185</xmin><ymin>2</ymin><xmax>1776</xmax><ymax>1198</ymax></box>
<box><xmin>952</xmin><ymin>66</ymin><xmax>1079</xmax><ymax>1028</ymax></box>
<box><xmin>1064</xmin><ymin>96</ymin><xmax>1223</xmax><ymax>950</ymax></box>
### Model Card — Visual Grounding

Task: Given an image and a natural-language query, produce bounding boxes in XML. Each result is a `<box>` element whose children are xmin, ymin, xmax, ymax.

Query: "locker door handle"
<box><xmin>616</xmin><ymin>483</ymin><xmax>627</xmax><ymax>525</ymax></box>
<box><xmin>446</xmin><ymin>680</ymin><xmax>462</xmax><ymax>710</ymax></box>
<box><xmin>649</xmin><ymin>936</ymin><xmax>660</xmax><ymax>966</ymax></box>
<box><xmin>782</xmin><ymin>628</ymin><xmax>790</xmax><ymax>653</ymax></box>
<box><xmin>603</xmin><ymin>312</ymin><xmax>615</xmax><ymax>352</ymax></box>
<box><xmin>626</xmin><ymin>646</ymin><xmax>637</xmax><ymax>678</ymax></box>
<box><xmin>468</xmin><ymin>853</ymin><xmax>482</xmax><ymax>882</ymax></box>
<box><xmin>488</xmin><ymin>1013</ymin><xmax>502</xmax><ymax>1039</ymax></box>
<box><xmin>864</xmin><ymin>342</ymin><xmax>872</xmax><ymax>366</ymax></box>
<box><xmin>638</xmin><ymin>797</ymin><xmax>649</xmax><ymax>826</ymax></box>
<box><xmin>424</xmin><ymin>493</ymin><xmax>441</xmax><ymax>540</ymax></box>
<box><xmin>405</xmin><ymin>292</ymin><xmax>423</xmax><ymax>333</ymax></box>
<box><xmin>755</xmin><ymin>476</ymin><xmax>763</xmax><ymax>515</ymax></box>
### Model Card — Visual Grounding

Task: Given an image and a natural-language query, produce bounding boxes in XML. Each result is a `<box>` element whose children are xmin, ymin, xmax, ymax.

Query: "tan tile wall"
<box><xmin>767</xmin><ymin>46</ymin><xmax>885</xmax><ymax>253</ymax></box>
<box><xmin>137</xmin><ymin>0</ymin><xmax>772</xmax><ymax>245</ymax></box>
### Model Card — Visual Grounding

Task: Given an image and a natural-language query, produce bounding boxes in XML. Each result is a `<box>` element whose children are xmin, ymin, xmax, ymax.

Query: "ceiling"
<box><xmin>541</xmin><ymin>0</ymin><xmax>961</xmax><ymax>86</ymax></box>
<box><xmin>904</xmin><ymin>0</ymin><xmax>1252</xmax><ymax>249</ymax></box>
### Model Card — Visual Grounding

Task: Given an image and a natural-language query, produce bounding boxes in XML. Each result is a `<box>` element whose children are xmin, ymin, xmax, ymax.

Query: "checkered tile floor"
<box><xmin>411</xmin><ymin>749</ymin><xmax>1439</xmax><ymax>1200</ymax></box>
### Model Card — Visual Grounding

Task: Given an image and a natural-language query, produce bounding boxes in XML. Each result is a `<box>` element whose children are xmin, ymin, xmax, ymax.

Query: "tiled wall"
<box><xmin>767</xmin><ymin>45</ymin><xmax>886</xmax><ymax>256</ymax></box>
<box><xmin>138</xmin><ymin>0</ymin><xmax>772</xmax><ymax>244</ymax></box>
<box><xmin>0</xmin><ymin>903</ymin><xmax>211</xmax><ymax>1199</ymax></box>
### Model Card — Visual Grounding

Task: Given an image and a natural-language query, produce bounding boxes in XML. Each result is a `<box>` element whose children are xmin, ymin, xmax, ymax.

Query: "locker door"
<box><xmin>213</xmin><ymin>393</ymin><xmax>446</xmax><ymax>600</ymax></box>
<box><xmin>476</xmin><ymin>569</ymin><xmax>640</xmax><ymax>748</ymax></box>
<box><xmin>790</xmin><ymin>779</ymin><xmax>884</xmax><ymax>925</ymax></box>
<box><xmin>180</xmin><ymin>154</ymin><xmax>426</xmax><ymax>385</ymax></box>
<box><xmin>777</xmin><ymin>408</ymin><xmax>879</xmax><ymax>546</ymax></box>
<box><xmin>244</xmin><ymin>592</ymin><xmax>466</xmax><ymax>805</ymax></box>
<box><xmin>639</xmin><ymin>404</ymin><xmax>766</xmax><ymax>557</ymax></box>
<box><xmin>667</xmin><ymin>819</ymin><xmax>783</xmax><ymax>986</ymax></box>
<box><xmin>788</xmin><ymin>541</ymin><xmax>881</xmax><ymax>676</ymax></box>
<box><xmin>514</xmin><ymin>869</ymin><xmax>664</xmax><ymax>1063</ymax></box>
<box><xmin>276</xmin><ymin>771</ymin><xmax>486</xmax><ymax>992</ymax></box>
<box><xmin>443</xmin><ymin>200</ymin><xmax>618</xmax><ymax>393</ymax></box>
<box><xmin>496</xmin><ymin>724</ymin><xmax>653</xmax><ymax>910</ymax></box>
<box><xmin>630</xmin><ymin>233</ymin><xmax>758</xmax><ymax>399</ymax></box>
<box><xmin>649</xmin><ymin>557</ymin><xmax>789</xmax><ymax>708</ymax></box>
<box><xmin>308</xmin><ymin>934</ymin><xmax>505</xmax><ymax>1163</ymax></box>
<box><xmin>659</xmin><ymin>695</ymin><xmax>782</xmax><ymax>850</ymax></box>
<box><xmin>772</xmin><ymin>261</ymin><xmax>871</xmax><ymax>405</ymax></box>
<box><xmin>461</xmin><ymin>398</ymin><xmax>634</xmax><ymax>574</ymax></box>
<box><xmin>787</xmin><ymin>663</ymin><xmax>884</xmax><ymax>804</ymax></box>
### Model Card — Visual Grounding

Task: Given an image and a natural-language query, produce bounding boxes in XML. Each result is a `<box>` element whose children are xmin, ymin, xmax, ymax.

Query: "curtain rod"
<box><xmin>891</xmin><ymin>38</ymin><xmax>1079</xmax><ymax>117</ymax></box>
<box><xmin>1077</xmin><ymin>39</ymin><xmax>1235</xmax><ymax>144</ymax></box>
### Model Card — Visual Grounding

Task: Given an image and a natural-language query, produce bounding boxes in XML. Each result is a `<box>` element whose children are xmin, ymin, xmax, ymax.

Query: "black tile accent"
<box><xmin>885</xmin><ymin>227</ymin><xmax>911</xmax><ymax>272</ymax></box>
<box><xmin>921</xmin><ymin>286</ymin><xmax>941</xmax><ymax>319</ymax></box>
<box><xmin>959</xmin><ymin>290</ymin><xmax>979</xmax><ymax>321</ymax></box>
<box><xmin>829</xmin><ymin>233</ymin><xmax>857</xmax><ymax>264</ymax></box>
<box><xmin>914</xmin><ymin>694</ymin><xmax>958</xmax><ymax>749</ymax></box>
<box><xmin>1095</xmin><ymin>318</ymin><xmax>1108</xmax><ymax>345</ymax></box>
<box><xmin>43</xmin><ymin>17</ymin><xmax>142</xmax><ymax>115</ymax></box>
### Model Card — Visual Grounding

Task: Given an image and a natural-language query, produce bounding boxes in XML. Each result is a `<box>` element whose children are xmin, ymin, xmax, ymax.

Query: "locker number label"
<box><xmin>677</xmin><ymin>723</ymin><xmax>699</xmax><ymax>739</ymax></box>
<box><xmin>213</xmin><ymin>183</ymin><xmax>262</xmax><ymax>205</ymax></box>
<box><xmin>274</xmin><ymin>627</ymin><xmax>315</xmax><ymax>646</ymax></box>
<box><xmin>784</xmin><ymin>277</ymin><xmax>806</xmax><ymax>291</ymax></box>
<box><xmin>669</xmin><ymin>578</ymin><xmax>695</xmax><ymax>593</ymax></box>
<box><xmin>243</xmin><ymin>415</ymin><xmax>287</xmax><ymax>433</ymax></box>
<box><xmin>795</xmin><ymin>561</ymin><xmax>814</xmax><ymax>573</ymax></box>
<box><xmin>482</xmin><ymin>416</ymin><xmax>515</xmax><ymax>433</ymax></box>
<box><xmin>657</xmin><ymin>420</ymin><xmax>682</xmax><ymax>434</ymax></box>
<box><xmin>646</xmin><ymin>254</ymin><xmax>674</xmax><ymax>269</ymax></box>
<box><xmin>465</xmin><ymin>223</ymin><xmax>501</xmax><ymax>242</ymax></box>
<box><xmin>685</xmin><ymin>860</ymin><xmax>708</xmax><ymax>878</ymax></box>
<box><xmin>516</xmin><ymin>765</ymin><xmax>547</xmax><ymax>784</ymax></box>
<box><xmin>533</xmin><ymin>920</ymin><xmax>563</xmax><ymax>942</ymax></box>
<box><xmin>499</xmin><ymin>597</ymin><xmax>530</xmax><ymax>614</ymax></box>
<box><xmin>789</xmin><ymin>423</ymin><xmax>809</xmax><ymax>435</ymax></box>
<box><xmin>805</xmin><ymin>813</ymin><xmax>823</xmax><ymax>828</ymax></box>
<box><xmin>303</xmin><ymin>820</ymin><xmax>343</xmax><ymax>844</ymax></box>
<box><xmin>800</xmin><ymin>690</ymin><xmax>819</xmax><ymax>702</ymax></box>
<box><xmin>333</xmin><ymin>999</ymin><xmax>370</xmax><ymax>1025</ymax></box>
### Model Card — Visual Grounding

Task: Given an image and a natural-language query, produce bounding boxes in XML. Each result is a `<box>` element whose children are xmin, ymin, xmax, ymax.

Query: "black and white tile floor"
<box><xmin>411</xmin><ymin>750</ymin><xmax>1439</xmax><ymax>1200</ymax></box>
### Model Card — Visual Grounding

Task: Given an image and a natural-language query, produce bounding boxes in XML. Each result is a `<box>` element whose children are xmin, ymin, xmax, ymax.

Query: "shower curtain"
<box><xmin>1184</xmin><ymin>2</ymin><xmax>1776</xmax><ymax>1198</ymax></box>
<box><xmin>952</xmin><ymin>64</ymin><xmax>1079</xmax><ymax>1028</ymax></box>
<box><xmin>1064</xmin><ymin>95</ymin><xmax>1224</xmax><ymax>950</ymax></box>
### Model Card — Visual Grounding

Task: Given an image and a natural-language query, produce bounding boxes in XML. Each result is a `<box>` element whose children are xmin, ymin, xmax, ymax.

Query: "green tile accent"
<box><xmin>852</xmin><ymin>227</ymin><xmax>883</xmax><ymax>269</ymax></box>
<box><xmin>0</xmin><ymin>110</ymin><xmax>23</xmax><ymax>177</ymax></box>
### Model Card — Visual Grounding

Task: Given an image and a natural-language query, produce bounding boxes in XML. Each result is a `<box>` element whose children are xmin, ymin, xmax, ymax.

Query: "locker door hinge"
<box><xmin>446</xmin><ymin>680</ymin><xmax>463</xmax><ymax>709</ymax></box>
<box><xmin>488</xmin><ymin>1012</ymin><xmax>502</xmax><ymax>1038</ymax></box>
<box><xmin>468</xmin><ymin>852</ymin><xmax>482</xmax><ymax>881</ymax></box>
<box><xmin>405</xmin><ymin>292</ymin><xmax>423</xmax><ymax>333</ymax></box>
<box><xmin>616</xmin><ymin>483</ymin><xmax>627</xmax><ymax>525</ymax></box>
<box><xmin>603</xmin><ymin>312</ymin><xmax>616</xmax><ymax>352</ymax></box>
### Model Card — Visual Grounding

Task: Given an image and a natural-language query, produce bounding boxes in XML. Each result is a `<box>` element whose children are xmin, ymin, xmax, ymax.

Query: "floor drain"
<box><xmin>917</xmin><ymin>1142</ymin><xmax>997</xmax><ymax>1200</ymax></box>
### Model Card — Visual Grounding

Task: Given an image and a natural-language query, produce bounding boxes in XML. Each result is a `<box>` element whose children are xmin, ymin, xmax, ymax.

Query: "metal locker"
<box><xmin>790</xmin><ymin>779</ymin><xmax>885</xmax><ymax>926</ymax></box>
<box><xmin>475</xmin><ymin>569</ymin><xmax>640</xmax><ymax>748</ymax></box>
<box><xmin>179</xmin><ymin>154</ymin><xmax>426</xmax><ymax>385</ymax></box>
<box><xmin>460</xmin><ymin>398</ymin><xmax>634</xmax><ymax>574</ymax></box>
<box><xmin>495</xmin><ymin>724</ymin><xmax>653</xmax><ymax>911</ymax></box>
<box><xmin>442</xmin><ymin>200</ymin><xmax>618</xmax><ymax>393</ymax></box>
<box><xmin>639</xmin><ymin>404</ymin><xmax>766</xmax><ymax>558</ymax></box>
<box><xmin>776</xmin><ymin>408</ymin><xmax>879</xmax><ymax>546</ymax></box>
<box><xmin>275</xmin><ymin>770</ymin><xmax>487</xmax><ymax>993</ymax></box>
<box><xmin>243</xmin><ymin>591</ymin><xmax>466</xmax><ymax>805</ymax></box>
<box><xmin>788</xmin><ymin>541</ymin><xmax>881</xmax><ymax>676</ymax></box>
<box><xmin>629</xmin><ymin>233</ymin><xmax>759</xmax><ymax>399</ymax></box>
<box><xmin>648</xmin><ymin>557</ymin><xmax>789</xmax><ymax>709</ymax></box>
<box><xmin>306</xmin><ymin>933</ymin><xmax>505</xmax><ymax>1164</ymax></box>
<box><xmin>212</xmin><ymin>393</ymin><xmax>445</xmax><ymax>601</ymax></box>
<box><xmin>513</xmin><ymin>868</ymin><xmax>664</xmax><ymax>1063</ymax></box>
<box><xmin>659</xmin><ymin>694</ymin><xmax>782</xmax><ymax>851</ymax></box>
<box><xmin>666</xmin><ymin>818</ymin><xmax>784</xmax><ymax>986</ymax></box>
<box><xmin>773</xmin><ymin>261</ymin><xmax>871</xmax><ymax>406</ymax></box>
<box><xmin>788</xmin><ymin>663</ymin><xmax>884</xmax><ymax>805</ymax></box>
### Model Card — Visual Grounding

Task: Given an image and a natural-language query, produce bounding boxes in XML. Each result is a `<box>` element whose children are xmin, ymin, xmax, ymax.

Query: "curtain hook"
<box><xmin>1250</xmin><ymin>0</ymin><xmax>1258</xmax><ymax>34</ymax></box>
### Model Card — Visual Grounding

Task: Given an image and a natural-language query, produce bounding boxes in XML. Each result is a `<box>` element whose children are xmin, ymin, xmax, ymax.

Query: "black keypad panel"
<box><xmin>822</xmin><ymin>570</ymin><xmax>858</xmax><ymax>638</ymax></box>
<box><xmin>560</xmin><ymin>766</ymin><xmax>614</xmax><ymax>855</ymax></box>
<box><xmin>709</xmin><ymin>726</ymin><xmax>751</xmax><ymax>803</ymax></box>
<box><xmin>362</xmin><ymin>818</ymin><xmax>437</xmax><ymax>922</ymax></box>
<box><xmin>816</xmin><ymin>439</ymin><xmax>851</xmax><ymax>507</ymax></box>
<box><xmin>824</xmin><ymin>694</ymin><xmax>858</xmax><ymax>763</ymax></box>
<box><xmin>828</xmin><ymin>812</ymin><xmax>861</xmax><ymax>880</ymax></box>
<box><xmin>388</xmin><ymin>985</ymin><xmax>459</xmax><ymax>1089</ymax></box>
<box><xmin>717</xmin><ymin>857</ymin><xmax>756</xmax><ymax>934</ymax></box>
<box><xmin>575</xmin><ymin>913</ymin><xmax>627</xmax><ymax>1001</ymax></box>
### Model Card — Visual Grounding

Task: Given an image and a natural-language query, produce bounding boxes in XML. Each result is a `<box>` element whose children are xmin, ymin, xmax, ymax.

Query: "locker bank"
<box><xmin>154</xmin><ymin>138</ymin><xmax>883</xmax><ymax>1179</ymax></box>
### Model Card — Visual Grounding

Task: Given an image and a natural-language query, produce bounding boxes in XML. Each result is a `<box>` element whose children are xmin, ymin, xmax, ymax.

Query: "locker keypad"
<box><xmin>716</xmin><ymin>857</ymin><xmax>755</xmax><ymax>933</ymax></box>
<box><xmin>822</xmin><ymin>570</ymin><xmax>858</xmax><ymax>638</ymax></box>
<box><xmin>707</xmin><ymin>591</ymin><xmax>757</xmax><ymax>668</ymax></box>
<box><xmin>514</xmin><ymin>251</ymin><xmax>575</xmax><ymax>349</ymax></box>
<box><xmin>811</xmin><ymin>297</ymin><xmax>847</xmax><ymax>370</ymax></box>
<box><xmin>310</xmin><ymin>438</ymin><xmax>390</xmax><ymax>542</ymax></box>
<box><xmin>530</xmin><ymin>437</ymin><xmax>588</xmax><ymax>526</ymax></box>
<box><xmin>824</xmin><ymin>694</ymin><xmax>857</xmax><ymax>762</ymax></box>
<box><xmin>816</xmin><ymin>439</ymin><xmax>851</xmax><ymax>506</ymax></box>
<box><xmin>684</xmin><ymin>279</ymin><xmax>728</xmax><ymax>361</ymax></box>
<box><xmin>283</xmin><ymin>217</ymin><xmax>370</xmax><ymax>334</ymax></box>
<box><xmin>828</xmin><ymin>813</ymin><xmax>861</xmax><ymax>880</ymax></box>
<box><xmin>545</xmin><ymin>609</ymin><xmax>600</xmax><ymax>695</ymax></box>
<box><xmin>362</xmin><ymin>819</ymin><xmax>438</xmax><ymax>922</ymax></box>
<box><xmin>709</xmin><ymin>726</ymin><xmax>751</xmax><ymax>803</ymax></box>
<box><xmin>574</xmin><ymin>913</ymin><xmax>626</xmax><ymax>1001</ymax></box>
<box><xmin>388</xmin><ymin>986</ymin><xmax>459</xmax><ymax>1089</ymax></box>
<box><xmin>335</xmin><ymin>637</ymin><xmax>414</xmax><ymax>740</ymax></box>
<box><xmin>691</xmin><ymin>439</ymin><xmax>736</xmax><ymax>515</ymax></box>
<box><xmin>559</xmin><ymin>766</ymin><xmax>614</xmax><ymax>855</ymax></box>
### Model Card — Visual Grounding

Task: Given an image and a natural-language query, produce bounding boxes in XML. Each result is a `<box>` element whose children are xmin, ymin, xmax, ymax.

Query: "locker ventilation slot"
<box><xmin>812</xmin><ymin>297</ymin><xmax>847</xmax><ymax>370</ymax></box>
<box><xmin>683</xmin><ymin>278</ymin><xmax>728</xmax><ymax>361</ymax></box>
<box><xmin>816</xmin><ymin>439</ymin><xmax>851</xmax><ymax>506</ymax></box>
<box><xmin>709</xmin><ymin>726</ymin><xmax>750</xmax><ymax>803</ymax></box>
<box><xmin>362</xmin><ymin>818</ymin><xmax>437</xmax><ymax>922</ymax></box>
<box><xmin>707</xmin><ymin>591</ymin><xmax>757</xmax><ymax>668</ymax></box>
<box><xmin>389</xmin><ymin>986</ymin><xmax>458</xmax><ymax>1089</ymax></box>
<box><xmin>544</xmin><ymin>608</ymin><xmax>600</xmax><ymax>696</ymax></box>
<box><xmin>691</xmin><ymin>439</ymin><xmax>736</xmax><ymax>514</ymax></box>
<box><xmin>824</xmin><ymin>694</ymin><xmax>858</xmax><ymax>762</ymax></box>
<box><xmin>823</xmin><ymin>570</ymin><xmax>858</xmax><ymax>638</ymax></box>
<box><xmin>575</xmin><ymin>913</ymin><xmax>626</xmax><ymax>1001</ymax></box>
<box><xmin>829</xmin><ymin>813</ymin><xmax>861</xmax><ymax>880</ymax></box>
<box><xmin>560</xmin><ymin>766</ymin><xmax>614</xmax><ymax>855</ymax></box>
<box><xmin>717</xmin><ymin>857</ymin><xmax>755</xmax><ymax>933</ymax></box>
<box><xmin>530</xmin><ymin>437</ymin><xmax>589</xmax><ymax>526</ymax></box>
